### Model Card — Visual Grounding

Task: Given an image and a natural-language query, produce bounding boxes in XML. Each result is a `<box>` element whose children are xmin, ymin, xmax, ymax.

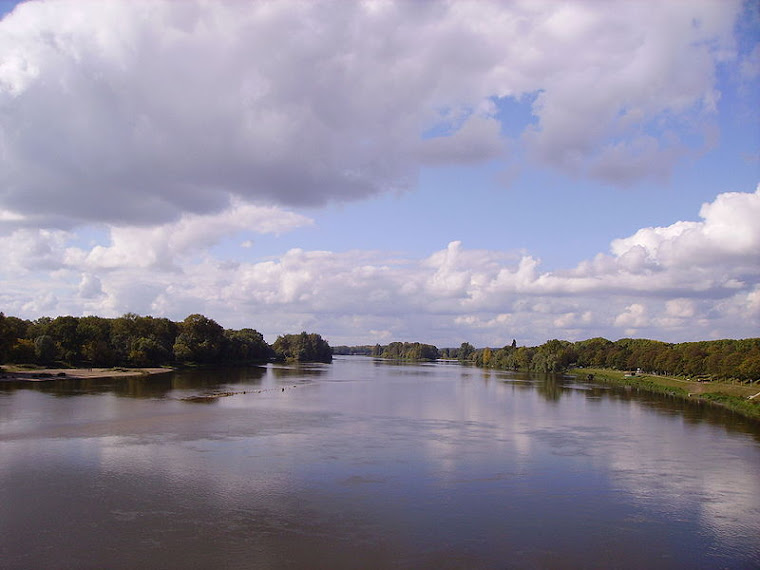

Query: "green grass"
<box><xmin>572</xmin><ymin>368</ymin><xmax>760</xmax><ymax>422</ymax></box>
<box><xmin>698</xmin><ymin>392</ymin><xmax>760</xmax><ymax>420</ymax></box>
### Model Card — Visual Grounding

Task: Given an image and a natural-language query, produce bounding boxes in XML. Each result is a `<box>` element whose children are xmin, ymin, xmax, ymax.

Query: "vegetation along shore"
<box><xmin>569</xmin><ymin>368</ymin><xmax>760</xmax><ymax>421</ymax></box>
<box><xmin>0</xmin><ymin>312</ymin><xmax>332</xmax><ymax>371</ymax></box>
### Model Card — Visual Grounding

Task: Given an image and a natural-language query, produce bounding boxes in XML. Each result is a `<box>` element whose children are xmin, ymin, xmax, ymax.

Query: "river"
<box><xmin>1</xmin><ymin>356</ymin><xmax>759</xmax><ymax>569</ymax></box>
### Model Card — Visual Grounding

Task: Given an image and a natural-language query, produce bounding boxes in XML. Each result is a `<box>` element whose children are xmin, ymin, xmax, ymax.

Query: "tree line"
<box><xmin>0</xmin><ymin>312</ymin><xmax>332</xmax><ymax>367</ymax></box>
<box><xmin>334</xmin><ymin>336</ymin><xmax>760</xmax><ymax>381</ymax></box>
<box><xmin>462</xmin><ymin>337</ymin><xmax>760</xmax><ymax>381</ymax></box>
<box><xmin>333</xmin><ymin>342</ymin><xmax>439</xmax><ymax>360</ymax></box>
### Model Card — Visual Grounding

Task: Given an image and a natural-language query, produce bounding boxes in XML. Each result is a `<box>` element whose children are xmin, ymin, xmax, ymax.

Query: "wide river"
<box><xmin>1</xmin><ymin>357</ymin><xmax>759</xmax><ymax>569</ymax></box>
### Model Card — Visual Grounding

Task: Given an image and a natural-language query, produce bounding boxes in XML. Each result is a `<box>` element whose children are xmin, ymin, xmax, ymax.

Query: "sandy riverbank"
<box><xmin>0</xmin><ymin>366</ymin><xmax>173</xmax><ymax>382</ymax></box>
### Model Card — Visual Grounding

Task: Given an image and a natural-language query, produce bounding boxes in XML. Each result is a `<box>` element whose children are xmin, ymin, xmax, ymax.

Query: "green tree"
<box><xmin>78</xmin><ymin>316</ymin><xmax>115</xmax><ymax>366</ymax></box>
<box><xmin>48</xmin><ymin>316</ymin><xmax>81</xmax><ymax>363</ymax></box>
<box><xmin>28</xmin><ymin>317</ymin><xmax>52</xmax><ymax>340</ymax></box>
<box><xmin>458</xmin><ymin>342</ymin><xmax>475</xmax><ymax>362</ymax></box>
<box><xmin>480</xmin><ymin>347</ymin><xmax>493</xmax><ymax>367</ymax></box>
<box><xmin>110</xmin><ymin>313</ymin><xmax>142</xmax><ymax>365</ymax></box>
<box><xmin>34</xmin><ymin>335</ymin><xmax>58</xmax><ymax>364</ymax></box>
<box><xmin>514</xmin><ymin>346</ymin><xmax>533</xmax><ymax>369</ymax></box>
<box><xmin>81</xmin><ymin>339</ymin><xmax>115</xmax><ymax>367</ymax></box>
<box><xmin>273</xmin><ymin>332</ymin><xmax>332</xmax><ymax>363</ymax></box>
<box><xmin>738</xmin><ymin>349</ymin><xmax>760</xmax><ymax>381</ymax></box>
<box><xmin>173</xmin><ymin>314</ymin><xmax>226</xmax><ymax>364</ymax></box>
<box><xmin>223</xmin><ymin>328</ymin><xmax>272</xmax><ymax>362</ymax></box>
<box><xmin>0</xmin><ymin>312</ymin><xmax>18</xmax><ymax>363</ymax></box>
<box><xmin>9</xmin><ymin>338</ymin><xmax>35</xmax><ymax>363</ymax></box>
<box><xmin>129</xmin><ymin>337</ymin><xmax>168</xmax><ymax>367</ymax></box>
<box><xmin>142</xmin><ymin>317</ymin><xmax>178</xmax><ymax>357</ymax></box>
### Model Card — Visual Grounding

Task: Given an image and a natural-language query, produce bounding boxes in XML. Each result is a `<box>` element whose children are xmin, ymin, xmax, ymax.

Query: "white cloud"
<box><xmin>77</xmin><ymin>273</ymin><xmax>103</xmax><ymax>299</ymax></box>
<box><xmin>748</xmin><ymin>286</ymin><xmax>760</xmax><ymax>316</ymax></box>
<box><xmin>68</xmin><ymin>201</ymin><xmax>312</xmax><ymax>270</ymax></box>
<box><xmin>0</xmin><ymin>0</ymin><xmax>744</xmax><ymax>228</ymax></box>
<box><xmin>0</xmin><ymin>184</ymin><xmax>760</xmax><ymax>346</ymax></box>
<box><xmin>614</xmin><ymin>304</ymin><xmax>648</xmax><ymax>329</ymax></box>
<box><xmin>553</xmin><ymin>311</ymin><xmax>592</xmax><ymax>329</ymax></box>
<box><xmin>611</xmin><ymin>185</ymin><xmax>760</xmax><ymax>268</ymax></box>
<box><xmin>0</xmin><ymin>228</ymin><xmax>71</xmax><ymax>272</ymax></box>
<box><xmin>665</xmin><ymin>299</ymin><xmax>696</xmax><ymax>319</ymax></box>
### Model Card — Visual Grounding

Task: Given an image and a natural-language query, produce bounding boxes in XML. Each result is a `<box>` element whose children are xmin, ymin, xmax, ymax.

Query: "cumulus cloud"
<box><xmin>77</xmin><ymin>273</ymin><xmax>103</xmax><ymax>299</ymax></box>
<box><xmin>665</xmin><ymin>299</ymin><xmax>696</xmax><ymax>319</ymax></box>
<box><xmin>0</xmin><ymin>0</ymin><xmax>744</xmax><ymax>228</ymax></box>
<box><xmin>0</xmin><ymin>228</ymin><xmax>71</xmax><ymax>272</ymax></box>
<box><xmin>1</xmin><ymin>185</ymin><xmax>758</xmax><ymax>346</ymax></box>
<box><xmin>614</xmin><ymin>304</ymin><xmax>648</xmax><ymax>330</ymax></box>
<box><xmin>610</xmin><ymin>185</ymin><xmax>760</xmax><ymax>268</ymax></box>
<box><xmin>63</xmin><ymin>200</ymin><xmax>312</xmax><ymax>270</ymax></box>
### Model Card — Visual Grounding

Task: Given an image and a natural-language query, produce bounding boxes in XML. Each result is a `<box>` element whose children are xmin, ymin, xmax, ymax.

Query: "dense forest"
<box><xmin>0</xmin><ymin>312</ymin><xmax>332</xmax><ymax>367</ymax></box>
<box><xmin>336</xmin><ymin>337</ymin><xmax>760</xmax><ymax>382</ymax></box>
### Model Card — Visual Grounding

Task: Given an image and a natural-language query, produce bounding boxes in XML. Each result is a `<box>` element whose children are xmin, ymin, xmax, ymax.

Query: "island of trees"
<box><xmin>333</xmin><ymin>342</ymin><xmax>439</xmax><ymax>360</ymax></box>
<box><xmin>0</xmin><ymin>312</ymin><xmax>332</xmax><ymax>367</ymax></box>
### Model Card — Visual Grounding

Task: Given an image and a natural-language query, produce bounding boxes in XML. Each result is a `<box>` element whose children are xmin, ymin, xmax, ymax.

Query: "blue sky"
<box><xmin>0</xmin><ymin>0</ymin><xmax>758</xmax><ymax>347</ymax></box>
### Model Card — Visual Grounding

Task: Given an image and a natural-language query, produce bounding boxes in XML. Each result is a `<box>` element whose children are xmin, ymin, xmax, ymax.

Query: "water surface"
<box><xmin>1</xmin><ymin>357</ymin><xmax>759</xmax><ymax>568</ymax></box>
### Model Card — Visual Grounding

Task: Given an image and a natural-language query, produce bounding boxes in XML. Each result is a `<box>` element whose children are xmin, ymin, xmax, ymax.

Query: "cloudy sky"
<box><xmin>0</xmin><ymin>0</ymin><xmax>758</xmax><ymax>347</ymax></box>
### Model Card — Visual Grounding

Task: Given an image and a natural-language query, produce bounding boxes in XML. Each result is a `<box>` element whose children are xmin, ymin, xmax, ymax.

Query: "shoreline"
<box><xmin>571</xmin><ymin>367</ymin><xmax>760</xmax><ymax>422</ymax></box>
<box><xmin>0</xmin><ymin>366</ymin><xmax>174</xmax><ymax>382</ymax></box>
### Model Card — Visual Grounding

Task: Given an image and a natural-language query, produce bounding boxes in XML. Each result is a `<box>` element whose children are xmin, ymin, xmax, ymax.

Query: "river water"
<box><xmin>1</xmin><ymin>357</ymin><xmax>759</xmax><ymax>569</ymax></box>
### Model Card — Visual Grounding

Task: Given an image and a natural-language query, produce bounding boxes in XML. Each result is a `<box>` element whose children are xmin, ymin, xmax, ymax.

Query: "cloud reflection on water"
<box><xmin>1</xmin><ymin>358</ymin><xmax>758</xmax><ymax>567</ymax></box>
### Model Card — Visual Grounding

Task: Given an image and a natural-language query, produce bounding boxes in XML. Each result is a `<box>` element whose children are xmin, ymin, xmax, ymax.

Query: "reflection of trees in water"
<box><xmin>496</xmin><ymin>373</ymin><xmax>574</xmax><ymax>403</ymax></box>
<box><xmin>536</xmin><ymin>375</ymin><xmax>561</xmax><ymax>402</ymax></box>
<box><xmin>370</xmin><ymin>359</ymin><xmax>441</xmax><ymax>377</ymax></box>
<box><xmin>268</xmin><ymin>364</ymin><xmax>327</xmax><ymax>381</ymax></box>
<box><xmin>371</xmin><ymin>359</ymin><xmax>433</xmax><ymax>367</ymax></box>
<box><xmin>576</xmin><ymin>376</ymin><xmax>760</xmax><ymax>444</ymax></box>
<box><xmin>535</xmin><ymin>374</ymin><xmax>577</xmax><ymax>403</ymax></box>
<box><xmin>492</xmin><ymin>371</ymin><xmax>760</xmax><ymax>442</ymax></box>
<box><xmin>497</xmin><ymin>372</ymin><xmax>760</xmax><ymax>442</ymax></box>
<box><xmin>171</xmin><ymin>366</ymin><xmax>267</xmax><ymax>389</ymax></box>
<box><xmin>0</xmin><ymin>375</ymin><xmax>176</xmax><ymax>398</ymax></box>
<box><xmin>0</xmin><ymin>366</ymin><xmax>270</xmax><ymax>399</ymax></box>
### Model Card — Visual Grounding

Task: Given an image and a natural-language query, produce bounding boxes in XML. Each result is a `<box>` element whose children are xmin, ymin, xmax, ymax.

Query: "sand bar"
<box><xmin>0</xmin><ymin>366</ymin><xmax>173</xmax><ymax>382</ymax></box>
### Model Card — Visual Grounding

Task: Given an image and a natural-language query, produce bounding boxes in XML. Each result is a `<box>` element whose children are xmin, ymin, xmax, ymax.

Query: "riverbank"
<box><xmin>0</xmin><ymin>365</ymin><xmax>173</xmax><ymax>382</ymax></box>
<box><xmin>571</xmin><ymin>367</ymin><xmax>760</xmax><ymax>421</ymax></box>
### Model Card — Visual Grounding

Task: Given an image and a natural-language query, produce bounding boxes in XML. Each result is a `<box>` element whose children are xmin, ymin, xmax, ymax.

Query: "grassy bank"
<box><xmin>571</xmin><ymin>368</ymin><xmax>760</xmax><ymax>422</ymax></box>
